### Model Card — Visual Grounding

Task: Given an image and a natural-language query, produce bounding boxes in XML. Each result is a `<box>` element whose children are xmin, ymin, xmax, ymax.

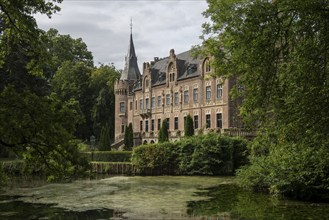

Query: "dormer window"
<box><xmin>204</xmin><ymin>58</ymin><xmax>211</xmax><ymax>73</ymax></box>
<box><xmin>168</xmin><ymin>63</ymin><xmax>175</xmax><ymax>82</ymax></box>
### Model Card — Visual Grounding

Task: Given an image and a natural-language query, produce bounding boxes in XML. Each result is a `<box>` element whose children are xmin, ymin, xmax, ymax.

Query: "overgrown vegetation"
<box><xmin>132</xmin><ymin>133</ymin><xmax>248</xmax><ymax>175</ymax></box>
<box><xmin>184</xmin><ymin>115</ymin><xmax>194</xmax><ymax>137</ymax></box>
<box><xmin>201</xmin><ymin>0</ymin><xmax>329</xmax><ymax>200</ymax></box>
<box><xmin>158</xmin><ymin>120</ymin><xmax>169</xmax><ymax>143</ymax></box>
<box><xmin>83</xmin><ymin>151</ymin><xmax>132</xmax><ymax>162</ymax></box>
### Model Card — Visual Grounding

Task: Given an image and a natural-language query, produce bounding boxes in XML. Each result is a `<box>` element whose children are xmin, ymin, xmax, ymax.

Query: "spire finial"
<box><xmin>130</xmin><ymin>17</ymin><xmax>133</xmax><ymax>34</ymax></box>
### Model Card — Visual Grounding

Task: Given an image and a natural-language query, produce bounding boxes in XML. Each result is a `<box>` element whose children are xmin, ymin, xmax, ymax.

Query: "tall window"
<box><xmin>151</xmin><ymin>119</ymin><xmax>155</xmax><ymax>131</ymax></box>
<box><xmin>130</xmin><ymin>101</ymin><xmax>132</xmax><ymax>111</ymax></box>
<box><xmin>120</xmin><ymin>102</ymin><xmax>125</xmax><ymax>113</ymax></box>
<box><xmin>193</xmin><ymin>88</ymin><xmax>198</xmax><ymax>103</ymax></box>
<box><xmin>217</xmin><ymin>84</ymin><xmax>223</xmax><ymax>99</ymax></box>
<box><xmin>135</xmin><ymin>100</ymin><xmax>137</xmax><ymax>110</ymax></box>
<box><xmin>206</xmin><ymin>114</ymin><xmax>211</xmax><ymax>128</ymax></box>
<box><xmin>145</xmin><ymin>98</ymin><xmax>149</xmax><ymax>109</ymax></box>
<box><xmin>174</xmin><ymin>92</ymin><xmax>179</xmax><ymax>105</ymax></box>
<box><xmin>158</xmin><ymin>119</ymin><xmax>161</xmax><ymax>131</ymax></box>
<box><xmin>140</xmin><ymin>120</ymin><xmax>143</xmax><ymax>131</ymax></box>
<box><xmin>204</xmin><ymin>58</ymin><xmax>211</xmax><ymax>73</ymax></box>
<box><xmin>184</xmin><ymin>90</ymin><xmax>189</xmax><ymax>104</ymax></box>
<box><xmin>194</xmin><ymin>115</ymin><xmax>199</xmax><ymax>129</ymax></box>
<box><xmin>151</xmin><ymin>97</ymin><xmax>155</xmax><ymax>108</ymax></box>
<box><xmin>140</xmin><ymin>99</ymin><xmax>143</xmax><ymax>110</ymax></box>
<box><xmin>174</xmin><ymin>117</ymin><xmax>178</xmax><ymax>130</ymax></box>
<box><xmin>166</xmin><ymin>94</ymin><xmax>170</xmax><ymax>106</ymax></box>
<box><xmin>216</xmin><ymin>113</ymin><xmax>222</xmax><ymax>128</ymax></box>
<box><xmin>158</xmin><ymin>96</ymin><xmax>161</xmax><ymax>107</ymax></box>
<box><xmin>206</xmin><ymin>86</ymin><xmax>211</xmax><ymax>101</ymax></box>
<box><xmin>145</xmin><ymin>120</ymin><xmax>149</xmax><ymax>132</ymax></box>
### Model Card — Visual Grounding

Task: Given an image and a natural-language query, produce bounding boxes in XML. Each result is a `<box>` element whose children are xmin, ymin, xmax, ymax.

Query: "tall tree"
<box><xmin>124</xmin><ymin>123</ymin><xmax>133</xmax><ymax>150</ymax></box>
<box><xmin>184</xmin><ymin>115</ymin><xmax>194</xmax><ymax>137</ymax></box>
<box><xmin>0</xmin><ymin>0</ymin><xmax>89</xmax><ymax>180</ymax></box>
<box><xmin>99</xmin><ymin>124</ymin><xmax>111</xmax><ymax>151</ymax></box>
<box><xmin>51</xmin><ymin>61</ymin><xmax>93</xmax><ymax>140</ymax></box>
<box><xmin>202</xmin><ymin>0</ymin><xmax>329</xmax><ymax>199</ymax></box>
<box><xmin>158</xmin><ymin>120</ymin><xmax>169</xmax><ymax>143</ymax></box>
<box><xmin>91</xmin><ymin>64</ymin><xmax>120</xmax><ymax>142</ymax></box>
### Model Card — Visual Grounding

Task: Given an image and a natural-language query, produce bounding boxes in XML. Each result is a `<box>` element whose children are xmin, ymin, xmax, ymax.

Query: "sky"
<box><xmin>35</xmin><ymin>0</ymin><xmax>209</xmax><ymax>70</ymax></box>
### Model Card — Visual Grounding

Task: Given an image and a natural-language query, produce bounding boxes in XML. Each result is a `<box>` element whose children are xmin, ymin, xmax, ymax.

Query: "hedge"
<box><xmin>131</xmin><ymin>133</ymin><xmax>248</xmax><ymax>175</ymax></box>
<box><xmin>82</xmin><ymin>151</ymin><xmax>132</xmax><ymax>162</ymax></box>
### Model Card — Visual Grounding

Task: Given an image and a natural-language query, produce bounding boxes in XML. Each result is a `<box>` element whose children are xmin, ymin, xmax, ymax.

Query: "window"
<box><xmin>135</xmin><ymin>100</ymin><xmax>137</xmax><ymax>110</ymax></box>
<box><xmin>120</xmin><ymin>102</ymin><xmax>125</xmax><ymax>113</ymax></box>
<box><xmin>216</xmin><ymin>113</ymin><xmax>222</xmax><ymax>128</ymax></box>
<box><xmin>166</xmin><ymin>118</ymin><xmax>170</xmax><ymax>129</ymax></box>
<box><xmin>166</xmin><ymin>94</ymin><xmax>170</xmax><ymax>106</ymax></box>
<box><xmin>194</xmin><ymin>115</ymin><xmax>198</xmax><ymax>129</ymax></box>
<box><xmin>206</xmin><ymin>114</ymin><xmax>211</xmax><ymax>128</ymax></box>
<box><xmin>140</xmin><ymin>99</ymin><xmax>143</xmax><ymax>110</ymax></box>
<box><xmin>174</xmin><ymin>117</ymin><xmax>178</xmax><ymax>130</ymax></box>
<box><xmin>158</xmin><ymin>96</ymin><xmax>162</xmax><ymax>107</ymax></box>
<box><xmin>151</xmin><ymin>97</ymin><xmax>155</xmax><ymax>109</ymax></box>
<box><xmin>174</xmin><ymin>92</ymin><xmax>179</xmax><ymax>105</ymax></box>
<box><xmin>204</xmin><ymin>58</ymin><xmax>211</xmax><ymax>73</ymax></box>
<box><xmin>145</xmin><ymin>79</ymin><xmax>149</xmax><ymax>87</ymax></box>
<box><xmin>130</xmin><ymin>101</ymin><xmax>132</xmax><ymax>111</ymax></box>
<box><xmin>217</xmin><ymin>84</ymin><xmax>223</xmax><ymax>99</ymax></box>
<box><xmin>121</xmin><ymin>124</ymin><xmax>125</xmax><ymax>133</ymax></box>
<box><xmin>151</xmin><ymin>119</ymin><xmax>155</xmax><ymax>131</ymax></box>
<box><xmin>145</xmin><ymin>120</ymin><xmax>149</xmax><ymax>132</ymax></box>
<box><xmin>158</xmin><ymin>118</ymin><xmax>161</xmax><ymax>131</ymax></box>
<box><xmin>184</xmin><ymin>90</ymin><xmax>189</xmax><ymax>104</ymax></box>
<box><xmin>206</xmin><ymin>86</ymin><xmax>211</xmax><ymax>101</ymax></box>
<box><xmin>193</xmin><ymin>88</ymin><xmax>198</xmax><ymax>103</ymax></box>
<box><xmin>146</xmin><ymin>98</ymin><xmax>149</xmax><ymax>109</ymax></box>
<box><xmin>140</xmin><ymin>120</ymin><xmax>143</xmax><ymax>131</ymax></box>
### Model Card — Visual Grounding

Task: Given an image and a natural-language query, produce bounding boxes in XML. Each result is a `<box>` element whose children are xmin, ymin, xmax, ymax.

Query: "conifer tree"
<box><xmin>184</xmin><ymin>114</ymin><xmax>194</xmax><ymax>137</ymax></box>
<box><xmin>158</xmin><ymin>120</ymin><xmax>169</xmax><ymax>143</ymax></box>
<box><xmin>99</xmin><ymin>124</ymin><xmax>111</xmax><ymax>151</ymax></box>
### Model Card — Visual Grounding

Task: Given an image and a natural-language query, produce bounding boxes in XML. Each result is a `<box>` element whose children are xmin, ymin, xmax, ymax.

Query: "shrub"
<box><xmin>132</xmin><ymin>133</ymin><xmax>248</xmax><ymax>176</ymax></box>
<box><xmin>83</xmin><ymin>151</ymin><xmax>132</xmax><ymax>162</ymax></box>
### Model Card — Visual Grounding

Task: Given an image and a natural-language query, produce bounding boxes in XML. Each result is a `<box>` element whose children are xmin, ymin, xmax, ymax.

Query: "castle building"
<box><xmin>114</xmin><ymin>32</ymin><xmax>242</xmax><ymax>147</ymax></box>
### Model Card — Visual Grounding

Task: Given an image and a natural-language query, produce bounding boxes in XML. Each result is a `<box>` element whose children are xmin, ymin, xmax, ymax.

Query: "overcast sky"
<box><xmin>35</xmin><ymin>0</ymin><xmax>208</xmax><ymax>70</ymax></box>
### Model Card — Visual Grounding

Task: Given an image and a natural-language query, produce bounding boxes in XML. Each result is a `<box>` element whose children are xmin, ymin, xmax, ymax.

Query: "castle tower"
<box><xmin>114</xmin><ymin>24</ymin><xmax>141</xmax><ymax>146</ymax></box>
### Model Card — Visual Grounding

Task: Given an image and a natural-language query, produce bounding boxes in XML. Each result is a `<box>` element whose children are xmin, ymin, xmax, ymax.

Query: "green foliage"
<box><xmin>83</xmin><ymin>151</ymin><xmax>132</xmax><ymax>162</ymax></box>
<box><xmin>91</xmin><ymin>64</ymin><xmax>120</xmax><ymax>141</ymax></box>
<box><xmin>132</xmin><ymin>133</ymin><xmax>248</xmax><ymax>175</ymax></box>
<box><xmin>131</xmin><ymin>142</ymin><xmax>180</xmax><ymax>175</ymax></box>
<box><xmin>158</xmin><ymin>120</ymin><xmax>169</xmax><ymax>143</ymax></box>
<box><xmin>99</xmin><ymin>124</ymin><xmax>111</xmax><ymax>151</ymax></box>
<box><xmin>124</xmin><ymin>123</ymin><xmax>134</xmax><ymax>151</ymax></box>
<box><xmin>184</xmin><ymin>114</ymin><xmax>194</xmax><ymax>137</ymax></box>
<box><xmin>202</xmin><ymin>0</ymin><xmax>329</xmax><ymax>200</ymax></box>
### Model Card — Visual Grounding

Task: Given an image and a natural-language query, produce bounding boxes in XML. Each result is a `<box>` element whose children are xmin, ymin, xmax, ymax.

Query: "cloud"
<box><xmin>35</xmin><ymin>0</ymin><xmax>208</xmax><ymax>70</ymax></box>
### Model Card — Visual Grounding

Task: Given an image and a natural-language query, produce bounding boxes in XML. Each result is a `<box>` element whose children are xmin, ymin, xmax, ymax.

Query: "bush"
<box><xmin>131</xmin><ymin>133</ymin><xmax>248</xmax><ymax>175</ymax></box>
<box><xmin>83</xmin><ymin>151</ymin><xmax>132</xmax><ymax>162</ymax></box>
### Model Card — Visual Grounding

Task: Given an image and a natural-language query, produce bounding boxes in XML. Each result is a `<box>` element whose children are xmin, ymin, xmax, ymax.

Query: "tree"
<box><xmin>91</xmin><ymin>64</ymin><xmax>120</xmax><ymax>142</ymax></box>
<box><xmin>202</xmin><ymin>0</ymin><xmax>329</xmax><ymax>200</ymax></box>
<box><xmin>184</xmin><ymin>115</ymin><xmax>194</xmax><ymax>137</ymax></box>
<box><xmin>158</xmin><ymin>120</ymin><xmax>169</xmax><ymax>143</ymax></box>
<box><xmin>0</xmin><ymin>0</ymin><xmax>89</xmax><ymax>181</ymax></box>
<box><xmin>45</xmin><ymin>28</ymin><xmax>94</xmax><ymax>78</ymax></box>
<box><xmin>99</xmin><ymin>124</ymin><xmax>111</xmax><ymax>151</ymax></box>
<box><xmin>124</xmin><ymin>123</ymin><xmax>133</xmax><ymax>150</ymax></box>
<box><xmin>51</xmin><ymin>61</ymin><xmax>93</xmax><ymax>139</ymax></box>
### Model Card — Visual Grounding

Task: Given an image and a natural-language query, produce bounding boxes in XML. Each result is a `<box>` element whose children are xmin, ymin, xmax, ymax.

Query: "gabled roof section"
<box><xmin>120</xmin><ymin>33</ymin><xmax>141</xmax><ymax>81</ymax></box>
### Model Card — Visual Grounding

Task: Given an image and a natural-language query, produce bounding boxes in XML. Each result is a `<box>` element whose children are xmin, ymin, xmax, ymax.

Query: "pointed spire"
<box><xmin>120</xmin><ymin>19</ymin><xmax>141</xmax><ymax>81</ymax></box>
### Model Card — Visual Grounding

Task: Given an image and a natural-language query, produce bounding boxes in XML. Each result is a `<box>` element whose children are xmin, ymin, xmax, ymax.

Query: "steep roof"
<box><xmin>151</xmin><ymin>50</ymin><xmax>201</xmax><ymax>86</ymax></box>
<box><xmin>120</xmin><ymin>33</ymin><xmax>141</xmax><ymax>81</ymax></box>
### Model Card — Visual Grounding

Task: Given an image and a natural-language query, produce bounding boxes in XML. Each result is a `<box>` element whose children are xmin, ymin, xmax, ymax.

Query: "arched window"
<box><xmin>204</xmin><ymin>58</ymin><xmax>211</xmax><ymax>73</ymax></box>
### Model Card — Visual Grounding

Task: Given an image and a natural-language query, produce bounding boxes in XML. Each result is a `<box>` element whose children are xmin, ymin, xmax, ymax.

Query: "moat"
<box><xmin>1</xmin><ymin>176</ymin><xmax>329</xmax><ymax>219</ymax></box>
